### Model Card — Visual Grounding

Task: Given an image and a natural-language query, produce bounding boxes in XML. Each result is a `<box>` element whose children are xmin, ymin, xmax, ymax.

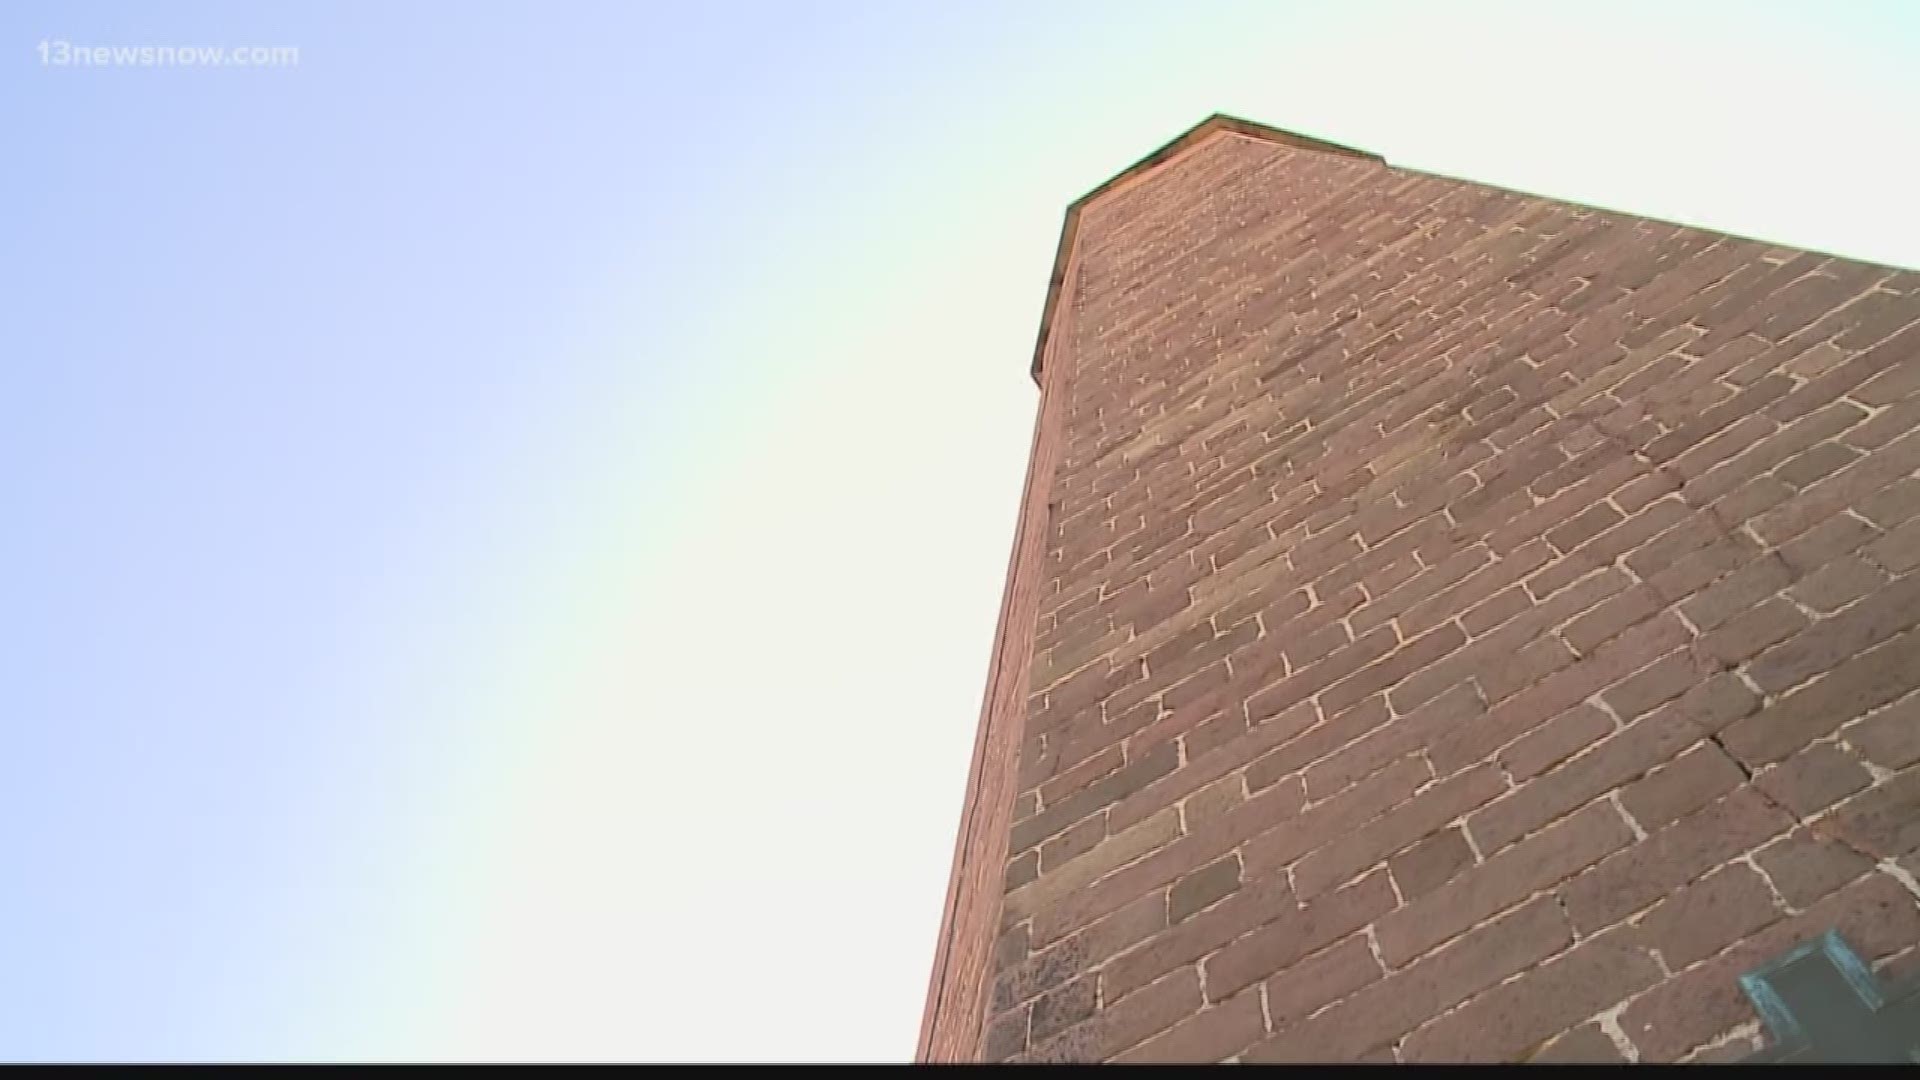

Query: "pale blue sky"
<box><xmin>3</xmin><ymin>0</ymin><xmax>1917</xmax><ymax>1063</ymax></box>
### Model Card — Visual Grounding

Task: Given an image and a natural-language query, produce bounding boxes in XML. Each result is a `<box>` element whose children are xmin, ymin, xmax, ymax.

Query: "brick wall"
<box><xmin>932</xmin><ymin>119</ymin><xmax>1920</xmax><ymax>1063</ymax></box>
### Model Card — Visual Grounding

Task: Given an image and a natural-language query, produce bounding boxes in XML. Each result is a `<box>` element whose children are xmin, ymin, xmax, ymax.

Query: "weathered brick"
<box><xmin>1244</xmin><ymin>624</ymin><xmax>1397</xmax><ymax>725</ymax></box>
<box><xmin>1468</xmin><ymin>676</ymin><xmax>1754</xmax><ymax>855</ymax></box>
<box><xmin>1855</xmin><ymin>476</ymin><xmax>1920</xmax><ymax>529</ymax></box>
<box><xmin>1001</xmin><ymin>807</ymin><xmax>1180</xmax><ymax>922</ymax></box>
<box><xmin>1822</xmin><ymin>767</ymin><xmax>1920</xmax><ymax>859</ymax></box>
<box><xmin>1561</xmin><ymin>787</ymin><xmax>1793</xmax><ymax>934</ymax></box>
<box><xmin>1010</xmin><ymin>739</ymin><xmax>1179</xmax><ymax>855</ymax></box>
<box><xmin>1775</xmin><ymin>440</ymin><xmax>1863</xmax><ymax>490</ymax></box>
<box><xmin>1497</xmin><ymin>701</ymin><xmax>1612</xmax><ymax>781</ymax></box>
<box><xmin>1112</xmin><ymin>699</ymin><xmax>1313</xmax><ymax>831</ymax></box>
<box><xmin>1262</xmin><ymin>934</ymin><xmax>1382</xmax><ymax>1030</ymax></box>
<box><xmin>1292</xmin><ymin>764</ymin><xmax>1505</xmax><ymax>898</ymax></box>
<box><xmin>1867</xmin><ymin>517</ymin><xmax>1920</xmax><ymax>573</ymax></box>
<box><xmin>994</xmin><ymin>922</ymin><xmax>1030</xmax><ymax>973</ymax></box>
<box><xmin>1030</xmin><ymin>976</ymin><xmax>1098</xmax><ymax>1044</ymax></box>
<box><xmin>1547</xmin><ymin>501</ymin><xmax>1625</xmax><ymax>553</ymax></box>
<box><xmin>1007</xmin><ymin>849</ymin><xmax>1040</xmax><ymax>891</ymax></box>
<box><xmin>1031</xmin><ymin>785</ymin><xmax>1278</xmax><ymax>945</ymax></box>
<box><xmin>1679</xmin><ymin>554</ymin><xmax>1793</xmax><ymax>631</ymax></box>
<box><xmin>1388</xmin><ymin>826</ymin><xmax>1475</xmax><ymax>902</ymax></box>
<box><xmin>1633</xmin><ymin>862</ymin><xmax>1785</xmax><ymax>970</ymax></box>
<box><xmin>1619</xmin><ymin>741</ymin><xmax>1746</xmax><ymax>831</ymax></box>
<box><xmin>1752</xmin><ymin>827</ymin><xmax>1876</xmax><ymax>909</ymax></box>
<box><xmin>1377</xmin><ymin>800</ymin><xmax>1632</xmax><ymax>967</ymax></box>
<box><xmin>1789</xmin><ymin>554</ymin><xmax>1887</xmax><ymax>614</ymax></box>
<box><xmin>1024</xmin><ymin>965</ymin><xmax>1202</xmax><ymax>1064</ymax></box>
<box><xmin>1430</xmin><ymin>613</ymin><xmax>1690</xmax><ymax>774</ymax></box>
<box><xmin>1318</xmin><ymin>622</ymin><xmax>1467</xmax><ymax>718</ymax></box>
<box><xmin>1183</xmin><ymin>772</ymin><xmax>1245</xmax><ymax>828</ymax></box>
<box><xmin>995</xmin><ymin>889</ymin><xmax>1167</xmax><ymax>1013</ymax></box>
<box><xmin>1753</xmin><ymin>742</ymin><xmax>1872</xmax><ymax>819</ymax></box>
<box><xmin>1099</xmin><ymin>868</ymin><xmax>1293</xmax><ymax>1005</ymax></box>
<box><xmin>1694</xmin><ymin>598</ymin><xmax>1808</xmax><ymax>668</ymax></box>
<box><xmin>1114</xmin><ymin>990</ymin><xmax>1265</xmax><ymax>1063</ymax></box>
<box><xmin>1531</xmin><ymin>1023</ymin><xmax>1628</xmax><ymax>1063</ymax></box>
<box><xmin>1244</xmin><ymin>754</ymin><xmax>1426</xmax><ymax>874</ymax></box>
<box><xmin>1720</xmin><ymin>627</ymin><xmax>1920</xmax><ymax>767</ymax></box>
<box><xmin>1036</xmin><ymin>744</ymin><xmax>1125</xmax><ymax>809</ymax></box>
<box><xmin>1302</xmin><ymin>683</ymin><xmax>1478</xmax><ymax>801</ymax></box>
<box><xmin>1200</xmin><ymin>871</ymin><xmax>1396</xmax><ymax>1002</ymax></box>
<box><xmin>1844</xmin><ymin>693</ymin><xmax>1920</xmax><ymax>770</ymax></box>
<box><xmin>1040</xmin><ymin>810</ymin><xmax>1107</xmax><ymax>872</ymax></box>
<box><xmin>1169</xmin><ymin>854</ymin><xmax>1241</xmax><ymax>923</ymax></box>
<box><xmin>1562</xmin><ymin>585</ymin><xmax>1661</xmax><ymax>654</ymax></box>
<box><xmin>1397</xmin><ymin>930</ymin><xmax>1660</xmax><ymax>1063</ymax></box>
<box><xmin>1245</xmin><ymin>897</ymin><xmax>1572</xmax><ymax>1062</ymax></box>
<box><xmin>1775</xmin><ymin>513</ymin><xmax>1879</xmax><ymax>574</ymax></box>
<box><xmin>1602</xmin><ymin>649</ymin><xmax>1707</xmax><ymax>722</ymax></box>
<box><xmin>983</xmin><ymin>1005</ymin><xmax>1030</xmax><ymax>1061</ymax></box>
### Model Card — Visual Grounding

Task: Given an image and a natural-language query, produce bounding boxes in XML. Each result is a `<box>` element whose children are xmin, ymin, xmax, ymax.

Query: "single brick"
<box><xmin>1844</xmin><ymin>693</ymin><xmax>1920</xmax><ymax>770</ymax></box>
<box><xmin>1751</xmin><ymin>827</ymin><xmax>1876</xmax><ymax>910</ymax></box>
<box><xmin>1113</xmin><ymin>990</ymin><xmax>1265</xmax><ymax>1063</ymax></box>
<box><xmin>1679</xmin><ymin>554</ymin><xmax>1794</xmax><ymax>631</ymax></box>
<box><xmin>1387</xmin><ymin>826</ymin><xmax>1476</xmax><ymax>902</ymax></box>
<box><xmin>984</xmin><ymin>1005</ymin><xmax>1031</xmax><ymax>1062</ymax></box>
<box><xmin>1695</xmin><ymin>598</ymin><xmax>1809</xmax><ymax>668</ymax></box>
<box><xmin>1169</xmin><ymin>854</ymin><xmax>1242</xmax><ymax>923</ymax></box>
<box><xmin>1867</xmin><ymin>517</ymin><xmax>1920</xmax><ymax>573</ymax></box>
<box><xmin>1030</xmin><ymin>976</ymin><xmax>1098</xmax><ymax>1044</ymax></box>
<box><xmin>1821</xmin><ymin>768</ymin><xmax>1920</xmax><ymax>859</ymax></box>
<box><xmin>1855</xmin><ymin>476</ymin><xmax>1920</xmax><ymax>528</ymax></box>
<box><xmin>1618</xmin><ymin>741</ymin><xmax>1746</xmax><ymax>830</ymax></box>
<box><xmin>1007</xmin><ymin>849</ymin><xmax>1040</xmax><ymax>891</ymax></box>
<box><xmin>1497</xmin><ymin>702</ymin><xmax>1613</xmax><ymax>781</ymax></box>
<box><xmin>1633</xmin><ymin>862</ymin><xmax>1785</xmax><ymax>970</ymax></box>
<box><xmin>1562</xmin><ymin>585</ymin><xmax>1661</xmax><ymax>654</ymax></box>
<box><xmin>1532</xmin><ymin>1023</ymin><xmax>1629</xmax><ymax>1063</ymax></box>
<box><xmin>1774</xmin><ymin>440</ymin><xmax>1863</xmax><ymax>490</ymax></box>
<box><xmin>1184</xmin><ymin>772</ymin><xmax>1246</xmax><ymax>827</ymax></box>
<box><xmin>1775</xmin><ymin>513</ymin><xmax>1879</xmax><ymax>574</ymax></box>
<box><xmin>1602</xmin><ymin>649</ymin><xmax>1705</xmax><ymax>722</ymax></box>
<box><xmin>1753</xmin><ymin>743</ymin><xmax>1872</xmax><ymax>819</ymax></box>
<box><xmin>1040</xmin><ymin>810</ymin><xmax>1108</xmax><ymax>872</ymax></box>
<box><xmin>1789</xmin><ymin>554</ymin><xmax>1886</xmax><ymax>614</ymax></box>
<box><xmin>1263</xmin><ymin>933</ymin><xmax>1383</xmax><ymax>1029</ymax></box>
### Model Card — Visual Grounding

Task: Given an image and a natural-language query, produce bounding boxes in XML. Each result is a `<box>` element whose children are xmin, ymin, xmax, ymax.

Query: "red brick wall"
<box><xmin>945</xmin><ymin>123</ymin><xmax>1920</xmax><ymax>1063</ymax></box>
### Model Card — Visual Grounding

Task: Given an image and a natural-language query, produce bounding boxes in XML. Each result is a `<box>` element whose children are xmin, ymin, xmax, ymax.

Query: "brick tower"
<box><xmin>918</xmin><ymin>115</ymin><xmax>1920</xmax><ymax>1063</ymax></box>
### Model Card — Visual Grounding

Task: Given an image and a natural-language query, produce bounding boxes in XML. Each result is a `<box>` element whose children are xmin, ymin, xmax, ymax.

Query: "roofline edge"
<box><xmin>1027</xmin><ymin>114</ymin><xmax>1386</xmax><ymax>385</ymax></box>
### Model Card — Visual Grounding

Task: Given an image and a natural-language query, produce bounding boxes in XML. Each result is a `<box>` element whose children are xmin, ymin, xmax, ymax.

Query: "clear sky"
<box><xmin>3</xmin><ymin>0</ymin><xmax>1917</xmax><ymax>1064</ymax></box>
